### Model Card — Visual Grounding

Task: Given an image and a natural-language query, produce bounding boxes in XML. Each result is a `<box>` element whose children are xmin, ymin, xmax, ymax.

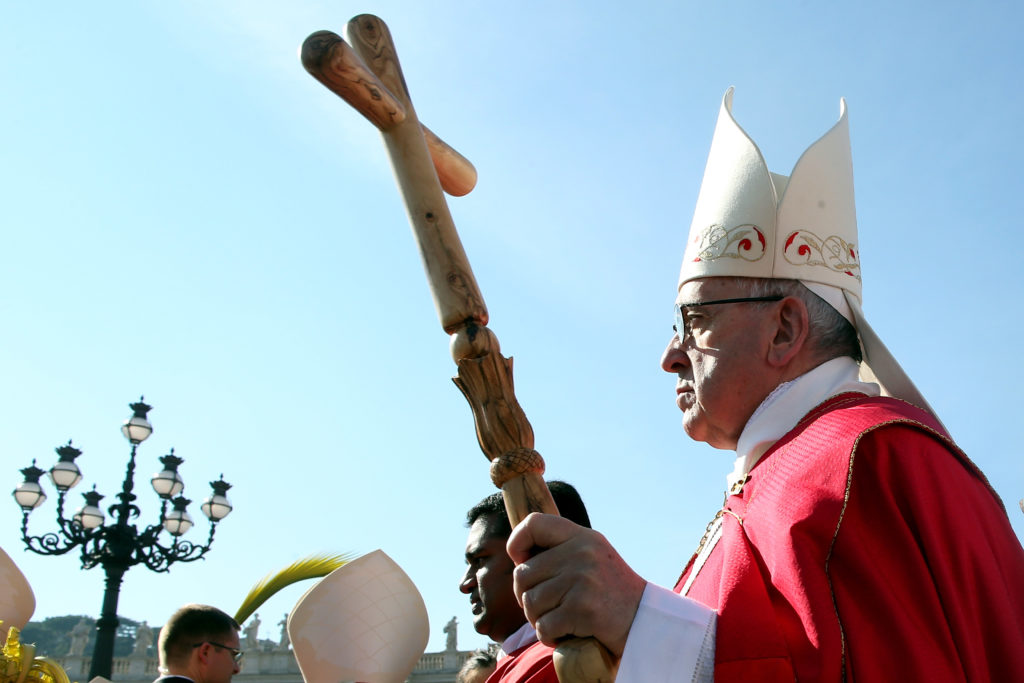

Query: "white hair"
<box><xmin>727</xmin><ymin>277</ymin><xmax>862</xmax><ymax>363</ymax></box>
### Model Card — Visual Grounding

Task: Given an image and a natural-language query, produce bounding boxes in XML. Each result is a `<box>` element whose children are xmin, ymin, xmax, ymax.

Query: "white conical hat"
<box><xmin>0</xmin><ymin>546</ymin><xmax>35</xmax><ymax>630</ymax></box>
<box><xmin>287</xmin><ymin>549</ymin><xmax>428</xmax><ymax>683</ymax></box>
<box><xmin>680</xmin><ymin>88</ymin><xmax>936</xmax><ymax>418</ymax></box>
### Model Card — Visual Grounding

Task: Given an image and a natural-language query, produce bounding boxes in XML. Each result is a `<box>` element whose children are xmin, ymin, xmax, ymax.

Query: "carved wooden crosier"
<box><xmin>302</xmin><ymin>15</ymin><xmax>617</xmax><ymax>682</ymax></box>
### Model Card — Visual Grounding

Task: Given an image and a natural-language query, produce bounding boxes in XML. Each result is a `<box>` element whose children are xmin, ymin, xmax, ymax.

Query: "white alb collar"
<box><xmin>499</xmin><ymin>621</ymin><xmax>538</xmax><ymax>659</ymax></box>
<box><xmin>726</xmin><ymin>357</ymin><xmax>879</xmax><ymax>489</ymax></box>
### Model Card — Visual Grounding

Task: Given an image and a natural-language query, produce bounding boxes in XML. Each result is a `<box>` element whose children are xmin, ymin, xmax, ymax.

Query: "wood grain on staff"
<box><xmin>342</xmin><ymin>15</ymin><xmax>486</xmax><ymax>337</ymax></box>
<box><xmin>301</xmin><ymin>30</ymin><xmax>477</xmax><ymax>197</ymax></box>
<box><xmin>343</xmin><ymin>14</ymin><xmax>618</xmax><ymax>683</ymax></box>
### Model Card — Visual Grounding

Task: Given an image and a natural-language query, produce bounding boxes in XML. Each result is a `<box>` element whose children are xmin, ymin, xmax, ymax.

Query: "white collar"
<box><xmin>726</xmin><ymin>357</ymin><xmax>879</xmax><ymax>490</ymax></box>
<box><xmin>498</xmin><ymin>621</ymin><xmax>537</xmax><ymax>659</ymax></box>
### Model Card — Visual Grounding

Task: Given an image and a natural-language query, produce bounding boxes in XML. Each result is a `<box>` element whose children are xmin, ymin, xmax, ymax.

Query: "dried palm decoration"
<box><xmin>235</xmin><ymin>553</ymin><xmax>355</xmax><ymax>624</ymax></box>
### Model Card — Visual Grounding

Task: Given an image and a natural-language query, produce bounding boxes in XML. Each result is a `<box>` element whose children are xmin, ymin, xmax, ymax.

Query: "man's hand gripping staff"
<box><xmin>301</xmin><ymin>14</ymin><xmax>618</xmax><ymax>683</ymax></box>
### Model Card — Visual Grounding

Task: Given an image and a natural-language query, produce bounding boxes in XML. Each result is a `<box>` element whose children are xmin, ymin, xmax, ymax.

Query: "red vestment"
<box><xmin>677</xmin><ymin>394</ymin><xmax>1024</xmax><ymax>681</ymax></box>
<box><xmin>487</xmin><ymin>642</ymin><xmax>558</xmax><ymax>683</ymax></box>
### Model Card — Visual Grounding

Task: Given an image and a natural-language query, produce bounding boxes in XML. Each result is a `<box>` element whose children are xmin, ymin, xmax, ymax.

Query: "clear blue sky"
<box><xmin>2</xmin><ymin>1</ymin><xmax>1021</xmax><ymax>656</ymax></box>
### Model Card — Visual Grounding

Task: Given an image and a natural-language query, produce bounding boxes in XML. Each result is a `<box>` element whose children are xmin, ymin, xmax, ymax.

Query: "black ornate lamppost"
<box><xmin>11</xmin><ymin>398</ymin><xmax>234</xmax><ymax>680</ymax></box>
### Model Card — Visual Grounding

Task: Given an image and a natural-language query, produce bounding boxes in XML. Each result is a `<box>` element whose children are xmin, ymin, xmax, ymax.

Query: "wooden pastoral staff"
<box><xmin>301</xmin><ymin>15</ymin><xmax>617</xmax><ymax>683</ymax></box>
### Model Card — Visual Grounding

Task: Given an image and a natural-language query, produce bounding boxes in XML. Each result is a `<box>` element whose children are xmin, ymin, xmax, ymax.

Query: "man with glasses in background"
<box><xmin>154</xmin><ymin>604</ymin><xmax>242</xmax><ymax>683</ymax></box>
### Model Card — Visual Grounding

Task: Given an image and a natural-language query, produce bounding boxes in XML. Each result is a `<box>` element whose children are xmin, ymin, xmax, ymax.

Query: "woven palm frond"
<box><xmin>234</xmin><ymin>552</ymin><xmax>356</xmax><ymax>624</ymax></box>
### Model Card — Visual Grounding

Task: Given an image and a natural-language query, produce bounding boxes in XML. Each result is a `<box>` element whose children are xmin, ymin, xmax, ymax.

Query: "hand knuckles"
<box><xmin>520</xmin><ymin>589</ymin><xmax>537</xmax><ymax>620</ymax></box>
<box><xmin>534</xmin><ymin>612</ymin><xmax>565</xmax><ymax>645</ymax></box>
<box><xmin>512</xmin><ymin>562</ymin><xmax>535</xmax><ymax>594</ymax></box>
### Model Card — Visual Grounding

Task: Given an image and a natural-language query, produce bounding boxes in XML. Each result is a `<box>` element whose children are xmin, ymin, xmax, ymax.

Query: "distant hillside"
<box><xmin>19</xmin><ymin>616</ymin><xmax>155</xmax><ymax>659</ymax></box>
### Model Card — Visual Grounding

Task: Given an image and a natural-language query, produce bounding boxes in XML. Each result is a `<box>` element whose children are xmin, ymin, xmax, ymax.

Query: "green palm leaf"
<box><xmin>235</xmin><ymin>552</ymin><xmax>356</xmax><ymax>624</ymax></box>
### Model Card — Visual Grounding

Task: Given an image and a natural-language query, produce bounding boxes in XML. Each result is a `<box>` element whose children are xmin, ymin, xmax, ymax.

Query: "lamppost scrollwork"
<box><xmin>10</xmin><ymin>398</ymin><xmax>234</xmax><ymax>680</ymax></box>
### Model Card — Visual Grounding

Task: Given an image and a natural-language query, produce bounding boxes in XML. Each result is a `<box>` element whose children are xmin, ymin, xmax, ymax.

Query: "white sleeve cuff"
<box><xmin>615</xmin><ymin>583</ymin><xmax>716</xmax><ymax>683</ymax></box>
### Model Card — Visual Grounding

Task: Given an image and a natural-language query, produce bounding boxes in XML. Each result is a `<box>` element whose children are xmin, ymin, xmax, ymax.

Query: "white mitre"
<box><xmin>0</xmin><ymin>546</ymin><xmax>35</xmax><ymax>630</ymax></box>
<box><xmin>287</xmin><ymin>550</ymin><xmax>428</xmax><ymax>683</ymax></box>
<box><xmin>680</xmin><ymin>87</ymin><xmax>935</xmax><ymax>418</ymax></box>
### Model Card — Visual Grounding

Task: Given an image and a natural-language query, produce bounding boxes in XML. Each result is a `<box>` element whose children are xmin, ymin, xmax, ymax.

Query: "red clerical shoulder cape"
<box><xmin>488</xmin><ymin>642</ymin><xmax>558</xmax><ymax>683</ymax></box>
<box><xmin>677</xmin><ymin>394</ymin><xmax>1024</xmax><ymax>681</ymax></box>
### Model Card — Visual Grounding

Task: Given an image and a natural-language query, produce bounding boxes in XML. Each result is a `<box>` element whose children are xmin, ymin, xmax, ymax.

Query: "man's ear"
<box><xmin>194</xmin><ymin>642</ymin><xmax>211</xmax><ymax>666</ymax></box>
<box><xmin>767</xmin><ymin>296</ymin><xmax>810</xmax><ymax>367</ymax></box>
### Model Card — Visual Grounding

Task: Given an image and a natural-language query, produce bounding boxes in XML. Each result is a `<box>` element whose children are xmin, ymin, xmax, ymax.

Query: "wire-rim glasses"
<box><xmin>193</xmin><ymin>641</ymin><xmax>245</xmax><ymax>664</ymax></box>
<box><xmin>673</xmin><ymin>296</ymin><xmax>784</xmax><ymax>344</ymax></box>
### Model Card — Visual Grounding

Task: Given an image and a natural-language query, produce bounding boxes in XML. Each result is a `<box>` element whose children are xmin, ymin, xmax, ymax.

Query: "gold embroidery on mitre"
<box><xmin>782</xmin><ymin>230</ymin><xmax>862</xmax><ymax>281</ymax></box>
<box><xmin>690</xmin><ymin>223</ymin><xmax>767</xmax><ymax>262</ymax></box>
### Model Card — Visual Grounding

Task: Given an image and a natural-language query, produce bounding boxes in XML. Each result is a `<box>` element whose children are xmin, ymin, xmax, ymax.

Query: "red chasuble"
<box><xmin>677</xmin><ymin>394</ymin><xmax>1024</xmax><ymax>681</ymax></box>
<box><xmin>488</xmin><ymin>642</ymin><xmax>558</xmax><ymax>683</ymax></box>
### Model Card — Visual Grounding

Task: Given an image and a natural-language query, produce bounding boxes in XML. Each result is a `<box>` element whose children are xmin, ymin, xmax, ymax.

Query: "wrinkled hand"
<box><xmin>507</xmin><ymin>513</ymin><xmax>646</xmax><ymax>658</ymax></box>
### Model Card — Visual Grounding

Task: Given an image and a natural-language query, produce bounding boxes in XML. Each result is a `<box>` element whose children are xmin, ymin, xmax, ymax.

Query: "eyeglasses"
<box><xmin>673</xmin><ymin>296</ymin><xmax>784</xmax><ymax>344</ymax></box>
<box><xmin>193</xmin><ymin>641</ymin><xmax>244</xmax><ymax>664</ymax></box>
